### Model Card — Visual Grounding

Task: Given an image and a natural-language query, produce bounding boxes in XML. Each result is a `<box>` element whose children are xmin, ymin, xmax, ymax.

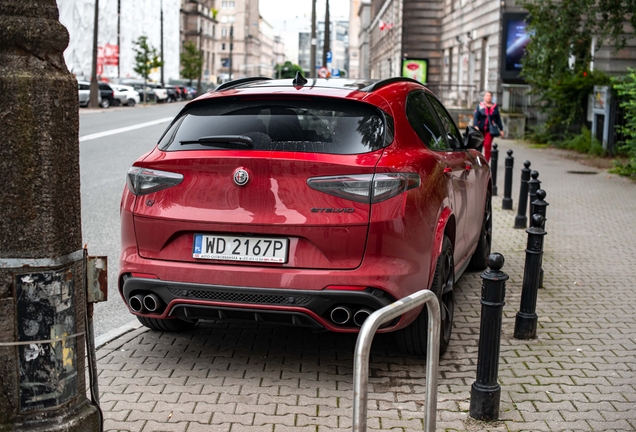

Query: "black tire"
<box><xmin>396</xmin><ymin>236</ymin><xmax>455</xmax><ymax>356</ymax></box>
<box><xmin>100</xmin><ymin>98</ymin><xmax>110</xmax><ymax>109</ymax></box>
<box><xmin>127</xmin><ymin>98</ymin><xmax>136</xmax><ymax>107</ymax></box>
<box><xmin>137</xmin><ymin>316</ymin><xmax>196</xmax><ymax>332</ymax></box>
<box><xmin>468</xmin><ymin>191</ymin><xmax>492</xmax><ymax>271</ymax></box>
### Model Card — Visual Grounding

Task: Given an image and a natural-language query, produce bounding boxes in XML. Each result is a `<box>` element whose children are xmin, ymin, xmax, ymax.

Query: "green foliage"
<box><xmin>133</xmin><ymin>36</ymin><xmax>163</xmax><ymax>80</ymax></box>
<box><xmin>180</xmin><ymin>40</ymin><xmax>203</xmax><ymax>84</ymax></box>
<box><xmin>274</xmin><ymin>61</ymin><xmax>303</xmax><ymax>79</ymax></box>
<box><xmin>610</xmin><ymin>68</ymin><xmax>636</xmax><ymax>177</ymax></box>
<box><xmin>518</xmin><ymin>0</ymin><xmax>633</xmax><ymax>140</ymax></box>
<box><xmin>559</xmin><ymin>126</ymin><xmax>605</xmax><ymax>156</ymax></box>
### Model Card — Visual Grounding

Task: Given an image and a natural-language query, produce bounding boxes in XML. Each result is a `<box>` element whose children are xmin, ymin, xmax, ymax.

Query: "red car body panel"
<box><xmin>119</xmin><ymin>78</ymin><xmax>490</xmax><ymax>334</ymax></box>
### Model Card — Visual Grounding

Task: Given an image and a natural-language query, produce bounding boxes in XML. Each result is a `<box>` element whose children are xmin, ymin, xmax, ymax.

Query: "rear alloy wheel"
<box><xmin>127</xmin><ymin>98</ymin><xmax>136</xmax><ymax>107</ymax></box>
<box><xmin>468</xmin><ymin>191</ymin><xmax>492</xmax><ymax>271</ymax></box>
<box><xmin>137</xmin><ymin>316</ymin><xmax>196</xmax><ymax>332</ymax></box>
<box><xmin>396</xmin><ymin>236</ymin><xmax>455</xmax><ymax>356</ymax></box>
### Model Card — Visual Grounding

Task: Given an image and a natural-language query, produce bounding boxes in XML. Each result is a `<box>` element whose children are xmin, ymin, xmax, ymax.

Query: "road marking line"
<box><xmin>79</xmin><ymin>117</ymin><xmax>173</xmax><ymax>142</ymax></box>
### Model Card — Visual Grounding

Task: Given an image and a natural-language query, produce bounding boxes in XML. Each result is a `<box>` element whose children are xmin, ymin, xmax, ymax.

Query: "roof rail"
<box><xmin>361</xmin><ymin>77</ymin><xmax>424</xmax><ymax>93</ymax></box>
<box><xmin>215</xmin><ymin>76</ymin><xmax>273</xmax><ymax>92</ymax></box>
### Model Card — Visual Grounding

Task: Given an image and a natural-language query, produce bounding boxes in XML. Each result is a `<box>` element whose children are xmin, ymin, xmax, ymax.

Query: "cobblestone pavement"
<box><xmin>96</xmin><ymin>139</ymin><xmax>636</xmax><ymax>431</ymax></box>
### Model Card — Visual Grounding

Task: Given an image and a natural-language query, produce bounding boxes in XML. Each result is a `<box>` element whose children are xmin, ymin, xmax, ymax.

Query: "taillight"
<box><xmin>126</xmin><ymin>167</ymin><xmax>183</xmax><ymax>196</ymax></box>
<box><xmin>307</xmin><ymin>173</ymin><xmax>420</xmax><ymax>204</ymax></box>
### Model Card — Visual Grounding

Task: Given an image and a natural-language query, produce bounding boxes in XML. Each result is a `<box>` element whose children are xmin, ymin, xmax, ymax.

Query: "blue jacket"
<box><xmin>473</xmin><ymin>102</ymin><xmax>504</xmax><ymax>134</ymax></box>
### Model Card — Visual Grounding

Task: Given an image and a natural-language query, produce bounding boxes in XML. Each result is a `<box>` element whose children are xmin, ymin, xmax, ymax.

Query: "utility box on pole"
<box><xmin>591</xmin><ymin>85</ymin><xmax>611</xmax><ymax>151</ymax></box>
<box><xmin>0</xmin><ymin>1</ymin><xmax>100</xmax><ymax>430</ymax></box>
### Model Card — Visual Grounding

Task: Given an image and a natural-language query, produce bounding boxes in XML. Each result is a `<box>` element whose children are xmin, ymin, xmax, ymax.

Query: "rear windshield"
<box><xmin>158</xmin><ymin>97</ymin><xmax>392</xmax><ymax>154</ymax></box>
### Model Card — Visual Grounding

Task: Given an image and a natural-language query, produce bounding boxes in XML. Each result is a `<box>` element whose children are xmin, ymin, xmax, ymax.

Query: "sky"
<box><xmin>259</xmin><ymin>0</ymin><xmax>350</xmax><ymax>32</ymax></box>
<box><xmin>259</xmin><ymin>0</ymin><xmax>350</xmax><ymax>63</ymax></box>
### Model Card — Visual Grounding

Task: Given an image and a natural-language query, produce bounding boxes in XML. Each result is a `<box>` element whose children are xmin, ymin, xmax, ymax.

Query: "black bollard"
<box><xmin>491</xmin><ymin>143</ymin><xmax>499</xmax><ymax>196</ymax></box>
<box><xmin>502</xmin><ymin>150</ymin><xmax>514</xmax><ymax>210</ymax></box>
<box><xmin>532</xmin><ymin>189</ymin><xmax>549</xmax><ymax>228</ymax></box>
<box><xmin>470</xmin><ymin>253</ymin><xmax>508</xmax><ymax>421</ymax></box>
<box><xmin>532</xmin><ymin>189</ymin><xmax>549</xmax><ymax>288</ymax></box>
<box><xmin>514</xmin><ymin>161</ymin><xmax>532</xmax><ymax>228</ymax></box>
<box><xmin>527</xmin><ymin>170</ymin><xmax>541</xmax><ymax>216</ymax></box>
<box><xmin>514</xmin><ymin>214</ymin><xmax>547</xmax><ymax>339</ymax></box>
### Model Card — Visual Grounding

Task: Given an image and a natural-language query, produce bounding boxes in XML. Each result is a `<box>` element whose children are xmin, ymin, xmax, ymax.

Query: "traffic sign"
<box><xmin>318</xmin><ymin>67</ymin><xmax>330</xmax><ymax>78</ymax></box>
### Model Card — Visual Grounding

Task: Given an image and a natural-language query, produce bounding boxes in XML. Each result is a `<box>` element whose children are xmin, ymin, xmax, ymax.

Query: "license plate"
<box><xmin>193</xmin><ymin>234</ymin><xmax>289</xmax><ymax>263</ymax></box>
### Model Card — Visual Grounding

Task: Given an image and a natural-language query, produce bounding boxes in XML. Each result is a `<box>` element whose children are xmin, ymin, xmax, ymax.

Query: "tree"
<box><xmin>133</xmin><ymin>35</ymin><xmax>163</xmax><ymax>103</ymax></box>
<box><xmin>519</xmin><ymin>0</ymin><xmax>635</xmax><ymax>139</ymax></box>
<box><xmin>274</xmin><ymin>61</ymin><xmax>304</xmax><ymax>79</ymax></box>
<box><xmin>181</xmin><ymin>40</ymin><xmax>203</xmax><ymax>87</ymax></box>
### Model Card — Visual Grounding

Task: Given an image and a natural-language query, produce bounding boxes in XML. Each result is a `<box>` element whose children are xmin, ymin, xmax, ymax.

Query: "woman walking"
<box><xmin>473</xmin><ymin>91</ymin><xmax>504</xmax><ymax>162</ymax></box>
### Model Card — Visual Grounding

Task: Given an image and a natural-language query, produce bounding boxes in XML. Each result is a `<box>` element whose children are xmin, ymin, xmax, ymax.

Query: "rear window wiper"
<box><xmin>179</xmin><ymin>135</ymin><xmax>254</xmax><ymax>148</ymax></box>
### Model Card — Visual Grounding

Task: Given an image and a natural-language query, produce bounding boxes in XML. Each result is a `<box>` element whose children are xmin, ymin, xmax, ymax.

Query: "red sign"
<box><xmin>318</xmin><ymin>67</ymin><xmax>330</xmax><ymax>78</ymax></box>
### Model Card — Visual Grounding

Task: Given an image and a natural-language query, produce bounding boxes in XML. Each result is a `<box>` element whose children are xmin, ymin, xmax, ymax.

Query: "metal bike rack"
<box><xmin>352</xmin><ymin>289</ymin><xmax>441</xmax><ymax>432</ymax></box>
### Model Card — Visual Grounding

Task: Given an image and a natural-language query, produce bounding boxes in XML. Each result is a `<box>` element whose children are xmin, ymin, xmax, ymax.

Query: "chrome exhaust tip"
<box><xmin>143</xmin><ymin>293</ymin><xmax>163</xmax><ymax>312</ymax></box>
<box><xmin>330</xmin><ymin>306</ymin><xmax>352</xmax><ymax>325</ymax></box>
<box><xmin>353</xmin><ymin>309</ymin><xmax>372</xmax><ymax>327</ymax></box>
<box><xmin>129</xmin><ymin>294</ymin><xmax>145</xmax><ymax>312</ymax></box>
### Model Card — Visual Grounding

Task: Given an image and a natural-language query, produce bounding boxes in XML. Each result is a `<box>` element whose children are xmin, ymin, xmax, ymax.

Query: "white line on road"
<box><xmin>79</xmin><ymin>117</ymin><xmax>173</xmax><ymax>142</ymax></box>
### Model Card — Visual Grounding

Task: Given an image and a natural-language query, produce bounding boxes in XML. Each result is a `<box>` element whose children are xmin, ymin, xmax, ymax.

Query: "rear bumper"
<box><xmin>121</xmin><ymin>275</ymin><xmax>398</xmax><ymax>332</ymax></box>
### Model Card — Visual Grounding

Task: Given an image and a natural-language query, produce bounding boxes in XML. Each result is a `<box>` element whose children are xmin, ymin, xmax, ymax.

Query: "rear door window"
<box><xmin>158</xmin><ymin>97</ymin><xmax>392</xmax><ymax>155</ymax></box>
<box><xmin>426</xmin><ymin>95</ymin><xmax>464</xmax><ymax>150</ymax></box>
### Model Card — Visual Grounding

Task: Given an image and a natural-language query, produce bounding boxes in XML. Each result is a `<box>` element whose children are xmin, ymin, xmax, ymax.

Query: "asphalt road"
<box><xmin>80</xmin><ymin>102</ymin><xmax>187</xmax><ymax>336</ymax></box>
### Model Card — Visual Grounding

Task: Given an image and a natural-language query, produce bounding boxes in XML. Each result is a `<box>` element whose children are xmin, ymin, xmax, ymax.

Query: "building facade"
<box><xmin>180</xmin><ymin>0</ymin><xmax>217</xmax><ymax>83</ymax></box>
<box><xmin>358</xmin><ymin>0</ymin><xmax>636</xmax><ymax>110</ymax></box>
<box><xmin>298</xmin><ymin>18</ymin><xmax>348</xmax><ymax>76</ymax></box>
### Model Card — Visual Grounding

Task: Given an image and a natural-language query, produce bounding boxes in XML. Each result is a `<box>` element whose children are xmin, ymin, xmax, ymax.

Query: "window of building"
<box><xmin>222</xmin><ymin>1</ymin><xmax>235</xmax><ymax>8</ymax></box>
<box><xmin>222</xmin><ymin>43</ymin><xmax>226</xmax><ymax>50</ymax></box>
<box><xmin>222</xmin><ymin>27</ymin><xmax>227</xmax><ymax>37</ymax></box>
<box><xmin>221</xmin><ymin>16</ymin><xmax>228</xmax><ymax>23</ymax></box>
<box><xmin>229</xmin><ymin>15</ymin><xmax>235</xmax><ymax>23</ymax></box>
<box><xmin>448</xmin><ymin>47</ymin><xmax>453</xmax><ymax>84</ymax></box>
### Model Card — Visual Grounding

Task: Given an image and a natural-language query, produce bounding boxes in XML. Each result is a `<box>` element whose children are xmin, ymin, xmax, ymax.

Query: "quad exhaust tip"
<box><xmin>330</xmin><ymin>306</ymin><xmax>352</xmax><ymax>325</ymax></box>
<box><xmin>353</xmin><ymin>309</ymin><xmax>372</xmax><ymax>327</ymax></box>
<box><xmin>129</xmin><ymin>294</ymin><xmax>145</xmax><ymax>312</ymax></box>
<box><xmin>143</xmin><ymin>293</ymin><xmax>163</xmax><ymax>312</ymax></box>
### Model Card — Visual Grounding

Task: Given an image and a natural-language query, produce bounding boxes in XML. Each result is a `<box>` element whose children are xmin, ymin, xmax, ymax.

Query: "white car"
<box><xmin>77</xmin><ymin>80</ymin><xmax>101</xmax><ymax>107</ymax></box>
<box><xmin>148</xmin><ymin>84</ymin><xmax>168</xmax><ymax>102</ymax></box>
<box><xmin>112</xmin><ymin>85</ymin><xmax>140</xmax><ymax>107</ymax></box>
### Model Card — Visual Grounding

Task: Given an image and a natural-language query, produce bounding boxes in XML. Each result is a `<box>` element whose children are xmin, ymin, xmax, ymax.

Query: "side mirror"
<box><xmin>463</xmin><ymin>126</ymin><xmax>484</xmax><ymax>150</ymax></box>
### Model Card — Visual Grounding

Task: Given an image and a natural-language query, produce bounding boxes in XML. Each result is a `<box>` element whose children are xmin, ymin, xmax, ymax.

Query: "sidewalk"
<box><xmin>95</xmin><ymin>139</ymin><xmax>636</xmax><ymax>431</ymax></box>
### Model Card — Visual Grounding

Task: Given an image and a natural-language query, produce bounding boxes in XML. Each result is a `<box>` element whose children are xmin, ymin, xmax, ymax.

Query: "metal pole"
<box><xmin>310</xmin><ymin>0</ymin><xmax>316</xmax><ymax>77</ymax></box>
<box><xmin>491</xmin><ymin>143</ymin><xmax>499</xmax><ymax>196</ymax></box>
<box><xmin>514</xmin><ymin>214</ymin><xmax>547</xmax><ymax>339</ymax></box>
<box><xmin>229</xmin><ymin>25</ymin><xmax>234</xmax><ymax>80</ymax></box>
<box><xmin>502</xmin><ymin>150</ymin><xmax>514</xmax><ymax>210</ymax></box>
<box><xmin>532</xmin><ymin>189</ymin><xmax>549</xmax><ymax>289</ymax></box>
<box><xmin>160</xmin><ymin>0</ymin><xmax>164</xmax><ymax>87</ymax></box>
<box><xmin>353</xmin><ymin>290</ymin><xmax>440</xmax><ymax>432</ymax></box>
<box><xmin>323</xmin><ymin>0</ymin><xmax>330</xmax><ymax>67</ymax></box>
<box><xmin>514</xmin><ymin>161</ymin><xmax>532</xmax><ymax>229</ymax></box>
<box><xmin>470</xmin><ymin>253</ymin><xmax>508</xmax><ymax>421</ymax></box>
<box><xmin>89</xmin><ymin>0</ymin><xmax>100</xmax><ymax>108</ymax></box>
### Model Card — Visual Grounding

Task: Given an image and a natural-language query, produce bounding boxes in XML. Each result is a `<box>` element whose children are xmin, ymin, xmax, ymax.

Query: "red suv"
<box><xmin>119</xmin><ymin>75</ymin><xmax>491</xmax><ymax>355</ymax></box>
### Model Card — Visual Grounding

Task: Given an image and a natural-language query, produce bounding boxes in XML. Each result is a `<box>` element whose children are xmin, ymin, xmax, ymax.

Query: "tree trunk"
<box><xmin>0</xmin><ymin>1</ymin><xmax>100</xmax><ymax>430</ymax></box>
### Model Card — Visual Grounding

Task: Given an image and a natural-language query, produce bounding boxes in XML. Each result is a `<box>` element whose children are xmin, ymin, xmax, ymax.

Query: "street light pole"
<box><xmin>89</xmin><ymin>0</ymin><xmax>100</xmax><ymax>108</ymax></box>
<box><xmin>160</xmin><ymin>0</ymin><xmax>164</xmax><ymax>86</ymax></box>
<box><xmin>229</xmin><ymin>25</ymin><xmax>234</xmax><ymax>80</ymax></box>
<box><xmin>310</xmin><ymin>0</ymin><xmax>316</xmax><ymax>77</ymax></box>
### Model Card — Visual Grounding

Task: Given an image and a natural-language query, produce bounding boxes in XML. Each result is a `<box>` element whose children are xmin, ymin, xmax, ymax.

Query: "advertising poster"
<box><xmin>505</xmin><ymin>19</ymin><xmax>530</xmax><ymax>72</ymax></box>
<box><xmin>402</xmin><ymin>59</ymin><xmax>428</xmax><ymax>84</ymax></box>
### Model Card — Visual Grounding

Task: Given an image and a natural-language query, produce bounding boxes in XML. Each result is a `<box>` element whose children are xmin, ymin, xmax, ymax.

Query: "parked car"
<box><xmin>164</xmin><ymin>85</ymin><xmax>180</xmax><ymax>102</ymax></box>
<box><xmin>119</xmin><ymin>76</ymin><xmax>490</xmax><ymax>356</ymax></box>
<box><xmin>147</xmin><ymin>84</ymin><xmax>168</xmax><ymax>102</ymax></box>
<box><xmin>77</xmin><ymin>80</ymin><xmax>101</xmax><ymax>107</ymax></box>
<box><xmin>112</xmin><ymin>85</ymin><xmax>140</xmax><ymax>107</ymax></box>
<box><xmin>98</xmin><ymin>82</ymin><xmax>116</xmax><ymax>108</ymax></box>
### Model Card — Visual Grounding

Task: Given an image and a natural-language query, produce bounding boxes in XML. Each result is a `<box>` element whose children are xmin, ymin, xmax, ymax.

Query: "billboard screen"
<box><xmin>402</xmin><ymin>59</ymin><xmax>428</xmax><ymax>84</ymax></box>
<box><xmin>501</xmin><ymin>13</ymin><xmax>529</xmax><ymax>81</ymax></box>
